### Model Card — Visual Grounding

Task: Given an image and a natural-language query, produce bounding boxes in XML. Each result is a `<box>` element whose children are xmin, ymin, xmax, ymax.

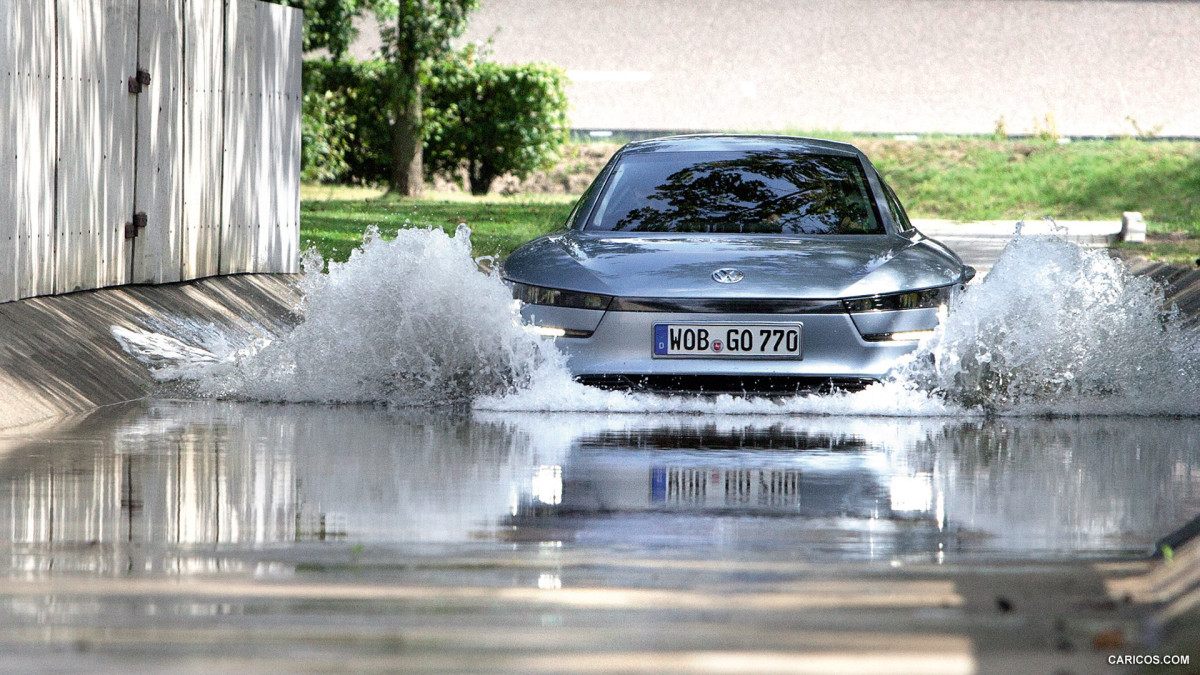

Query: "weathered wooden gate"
<box><xmin>0</xmin><ymin>0</ymin><xmax>300</xmax><ymax>303</ymax></box>
<box><xmin>0</xmin><ymin>1</ymin><xmax>56</xmax><ymax>300</ymax></box>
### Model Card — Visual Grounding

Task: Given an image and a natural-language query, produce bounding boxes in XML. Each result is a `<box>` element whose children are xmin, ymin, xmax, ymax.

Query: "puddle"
<box><xmin>1</xmin><ymin>401</ymin><xmax>1197</xmax><ymax>576</ymax></box>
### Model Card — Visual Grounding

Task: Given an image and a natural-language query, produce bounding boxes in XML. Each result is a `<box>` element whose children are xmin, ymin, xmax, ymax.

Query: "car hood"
<box><xmin>503</xmin><ymin>232</ymin><xmax>966</xmax><ymax>299</ymax></box>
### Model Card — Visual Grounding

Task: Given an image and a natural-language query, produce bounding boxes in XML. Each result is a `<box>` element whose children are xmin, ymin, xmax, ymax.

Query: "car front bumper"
<box><xmin>521</xmin><ymin>304</ymin><xmax>935</xmax><ymax>390</ymax></box>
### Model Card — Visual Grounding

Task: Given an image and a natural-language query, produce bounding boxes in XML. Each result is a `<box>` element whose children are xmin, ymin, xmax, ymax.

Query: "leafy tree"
<box><xmin>276</xmin><ymin>0</ymin><xmax>481</xmax><ymax>194</ymax></box>
<box><xmin>424</xmin><ymin>48</ymin><xmax>569</xmax><ymax>195</ymax></box>
<box><xmin>303</xmin><ymin>60</ymin><xmax>398</xmax><ymax>184</ymax></box>
<box><xmin>275</xmin><ymin>0</ymin><xmax>379</xmax><ymax>60</ymax></box>
<box><xmin>376</xmin><ymin>0</ymin><xmax>478</xmax><ymax>196</ymax></box>
<box><xmin>301</xmin><ymin>89</ymin><xmax>356</xmax><ymax>182</ymax></box>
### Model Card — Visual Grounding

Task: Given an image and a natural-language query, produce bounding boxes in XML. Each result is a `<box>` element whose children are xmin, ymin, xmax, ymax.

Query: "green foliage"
<box><xmin>303</xmin><ymin>54</ymin><xmax>570</xmax><ymax>192</ymax></box>
<box><xmin>303</xmin><ymin>60</ymin><xmax>398</xmax><ymax>184</ymax></box>
<box><xmin>301</xmin><ymin>90</ymin><xmax>354</xmax><ymax>183</ymax></box>
<box><xmin>424</xmin><ymin>48</ymin><xmax>570</xmax><ymax>194</ymax></box>
<box><xmin>275</xmin><ymin>0</ymin><xmax>382</xmax><ymax>59</ymax></box>
<box><xmin>377</xmin><ymin>0</ymin><xmax>479</xmax><ymax>78</ymax></box>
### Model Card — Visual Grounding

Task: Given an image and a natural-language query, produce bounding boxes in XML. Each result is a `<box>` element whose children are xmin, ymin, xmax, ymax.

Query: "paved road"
<box><xmin>438</xmin><ymin>0</ymin><xmax>1200</xmax><ymax>136</ymax></box>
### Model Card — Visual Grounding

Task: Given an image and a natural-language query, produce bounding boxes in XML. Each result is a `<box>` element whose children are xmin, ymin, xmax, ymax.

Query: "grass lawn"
<box><xmin>859</xmin><ymin>136</ymin><xmax>1200</xmax><ymax>265</ymax></box>
<box><xmin>301</xmin><ymin>136</ymin><xmax>1200</xmax><ymax>266</ymax></box>
<box><xmin>813</xmin><ymin>136</ymin><xmax>1197</xmax><ymax>228</ymax></box>
<box><xmin>301</xmin><ymin>187</ymin><xmax>575</xmax><ymax>264</ymax></box>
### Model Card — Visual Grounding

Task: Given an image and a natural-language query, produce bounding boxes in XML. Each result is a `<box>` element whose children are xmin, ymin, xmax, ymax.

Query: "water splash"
<box><xmin>127</xmin><ymin>227</ymin><xmax>1200</xmax><ymax>416</ymax></box>
<box><xmin>484</xmin><ymin>233</ymin><xmax>1200</xmax><ymax>416</ymax></box>
<box><xmin>113</xmin><ymin>325</ymin><xmax>222</xmax><ymax>369</ymax></box>
<box><xmin>475</xmin><ymin>369</ymin><xmax>959</xmax><ymax>416</ymax></box>
<box><xmin>161</xmin><ymin>227</ymin><xmax>562</xmax><ymax>405</ymax></box>
<box><xmin>893</xmin><ymin>234</ymin><xmax>1200</xmax><ymax>415</ymax></box>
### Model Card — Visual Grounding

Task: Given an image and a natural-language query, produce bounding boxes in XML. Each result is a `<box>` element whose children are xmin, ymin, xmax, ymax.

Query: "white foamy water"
<box><xmin>128</xmin><ymin>227</ymin><xmax>1200</xmax><ymax>416</ymax></box>
<box><xmin>158</xmin><ymin>227</ymin><xmax>562</xmax><ymax>405</ymax></box>
<box><xmin>894</xmin><ymin>234</ymin><xmax>1200</xmax><ymax>415</ymax></box>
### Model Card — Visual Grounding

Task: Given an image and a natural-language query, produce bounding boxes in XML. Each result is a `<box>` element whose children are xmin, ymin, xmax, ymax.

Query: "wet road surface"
<box><xmin>0</xmin><ymin>400</ymin><xmax>1196</xmax><ymax>671</ymax></box>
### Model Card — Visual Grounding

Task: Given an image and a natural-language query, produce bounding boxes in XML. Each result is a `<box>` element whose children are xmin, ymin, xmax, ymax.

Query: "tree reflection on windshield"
<box><xmin>594</xmin><ymin>151</ymin><xmax>882</xmax><ymax>235</ymax></box>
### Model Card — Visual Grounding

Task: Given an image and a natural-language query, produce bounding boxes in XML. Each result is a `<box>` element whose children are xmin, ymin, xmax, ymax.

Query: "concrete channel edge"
<box><xmin>0</xmin><ymin>274</ymin><xmax>303</xmax><ymax>431</ymax></box>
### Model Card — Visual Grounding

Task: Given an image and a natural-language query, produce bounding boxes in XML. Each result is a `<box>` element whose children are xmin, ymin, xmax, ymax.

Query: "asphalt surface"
<box><xmin>439</xmin><ymin>0</ymin><xmax>1200</xmax><ymax>136</ymax></box>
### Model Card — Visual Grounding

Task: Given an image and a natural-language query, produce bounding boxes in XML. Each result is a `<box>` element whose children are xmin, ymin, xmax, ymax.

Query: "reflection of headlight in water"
<box><xmin>890</xmin><ymin>473</ymin><xmax>933</xmax><ymax>512</ymax></box>
<box><xmin>533</xmin><ymin>465</ymin><xmax>563</xmax><ymax>505</ymax></box>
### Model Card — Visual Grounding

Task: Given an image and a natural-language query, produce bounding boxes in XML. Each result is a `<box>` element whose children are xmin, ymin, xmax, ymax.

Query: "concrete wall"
<box><xmin>423</xmin><ymin>0</ymin><xmax>1200</xmax><ymax>137</ymax></box>
<box><xmin>0</xmin><ymin>274</ymin><xmax>302</xmax><ymax>430</ymax></box>
<box><xmin>0</xmin><ymin>0</ymin><xmax>301</xmax><ymax>305</ymax></box>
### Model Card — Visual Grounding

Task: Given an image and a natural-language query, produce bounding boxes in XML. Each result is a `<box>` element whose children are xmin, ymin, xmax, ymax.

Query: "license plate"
<box><xmin>653</xmin><ymin>324</ymin><xmax>802</xmax><ymax>358</ymax></box>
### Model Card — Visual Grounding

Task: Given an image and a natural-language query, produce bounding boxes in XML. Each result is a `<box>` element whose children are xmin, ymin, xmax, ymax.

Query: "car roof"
<box><xmin>618</xmin><ymin>134</ymin><xmax>866</xmax><ymax>158</ymax></box>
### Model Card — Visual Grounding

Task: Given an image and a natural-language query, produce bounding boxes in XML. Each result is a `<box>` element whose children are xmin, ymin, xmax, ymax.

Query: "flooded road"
<box><xmin>1</xmin><ymin>400</ymin><xmax>1197</xmax><ymax>671</ymax></box>
<box><xmin>3</xmin><ymin>230</ymin><xmax>1199</xmax><ymax>670</ymax></box>
<box><xmin>3</xmin><ymin>401</ymin><xmax>1197</xmax><ymax>570</ymax></box>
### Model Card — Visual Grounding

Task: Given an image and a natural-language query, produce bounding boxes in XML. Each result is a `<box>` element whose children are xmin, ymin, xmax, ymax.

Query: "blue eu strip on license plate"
<box><xmin>653</xmin><ymin>323</ymin><xmax>802</xmax><ymax>358</ymax></box>
<box><xmin>654</xmin><ymin>324</ymin><xmax>670</xmax><ymax>354</ymax></box>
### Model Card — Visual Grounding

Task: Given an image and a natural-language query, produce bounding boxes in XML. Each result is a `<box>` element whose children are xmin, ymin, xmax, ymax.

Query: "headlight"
<box><xmin>862</xmin><ymin>329</ymin><xmax>937</xmax><ymax>343</ymax></box>
<box><xmin>842</xmin><ymin>285</ymin><xmax>955</xmax><ymax>313</ymax></box>
<box><xmin>507</xmin><ymin>281</ymin><xmax>613</xmax><ymax>311</ymax></box>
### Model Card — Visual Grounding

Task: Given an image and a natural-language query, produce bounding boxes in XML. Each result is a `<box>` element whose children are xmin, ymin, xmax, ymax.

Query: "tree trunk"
<box><xmin>468</xmin><ymin>159</ymin><xmax>494</xmax><ymax>196</ymax></box>
<box><xmin>390</xmin><ymin>56</ymin><xmax>423</xmax><ymax>197</ymax></box>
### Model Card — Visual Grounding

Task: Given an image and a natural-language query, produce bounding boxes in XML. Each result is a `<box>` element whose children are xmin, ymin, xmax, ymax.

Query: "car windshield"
<box><xmin>584</xmin><ymin>150</ymin><xmax>884</xmax><ymax>235</ymax></box>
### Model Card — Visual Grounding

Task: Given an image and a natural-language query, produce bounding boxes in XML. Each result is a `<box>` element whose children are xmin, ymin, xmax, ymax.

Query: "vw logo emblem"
<box><xmin>712</xmin><ymin>268</ymin><xmax>744</xmax><ymax>284</ymax></box>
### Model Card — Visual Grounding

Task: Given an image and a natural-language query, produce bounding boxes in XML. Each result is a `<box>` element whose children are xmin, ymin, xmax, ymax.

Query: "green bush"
<box><xmin>301</xmin><ymin>89</ymin><xmax>354</xmax><ymax>183</ymax></box>
<box><xmin>302</xmin><ymin>53</ymin><xmax>569</xmax><ymax>191</ymax></box>
<box><xmin>303</xmin><ymin>59</ymin><xmax>396</xmax><ymax>184</ymax></box>
<box><xmin>423</xmin><ymin>49</ymin><xmax>570</xmax><ymax>194</ymax></box>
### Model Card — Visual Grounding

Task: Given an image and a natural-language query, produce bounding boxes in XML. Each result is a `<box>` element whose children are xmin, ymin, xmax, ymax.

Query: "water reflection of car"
<box><xmin>502</xmin><ymin>135</ymin><xmax>975</xmax><ymax>393</ymax></box>
<box><xmin>503</xmin><ymin>425</ymin><xmax>946</xmax><ymax>557</ymax></box>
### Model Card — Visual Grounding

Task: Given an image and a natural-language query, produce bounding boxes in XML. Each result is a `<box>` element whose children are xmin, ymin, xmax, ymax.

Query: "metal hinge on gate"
<box><xmin>127</xmin><ymin>68</ymin><xmax>151</xmax><ymax>94</ymax></box>
<box><xmin>125</xmin><ymin>212</ymin><xmax>147</xmax><ymax>239</ymax></box>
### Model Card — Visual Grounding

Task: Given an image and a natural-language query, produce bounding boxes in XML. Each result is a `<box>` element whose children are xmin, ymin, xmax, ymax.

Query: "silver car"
<box><xmin>503</xmin><ymin>135</ymin><xmax>974</xmax><ymax>393</ymax></box>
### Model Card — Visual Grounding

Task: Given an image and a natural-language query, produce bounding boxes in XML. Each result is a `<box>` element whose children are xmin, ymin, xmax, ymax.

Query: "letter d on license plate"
<box><xmin>653</xmin><ymin>324</ymin><xmax>802</xmax><ymax>358</ymax></box>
